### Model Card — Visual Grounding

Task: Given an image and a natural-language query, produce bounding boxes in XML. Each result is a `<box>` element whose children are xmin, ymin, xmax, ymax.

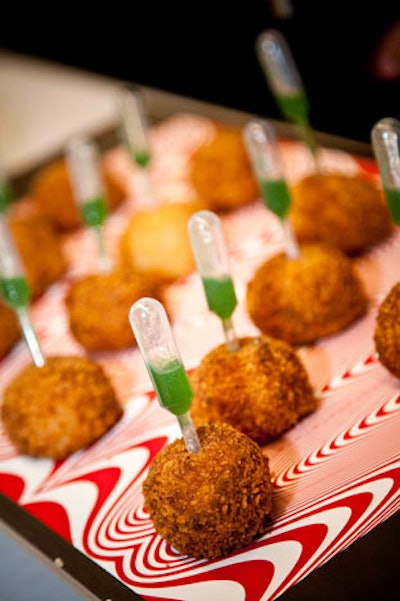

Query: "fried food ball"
<box><xmin>1</xmin><ymin>355</ymin><xmax>122</xmax><ymax>459</ymax></box>
<box><xmin>29</xmin><ymin>159</ymin><xmax>126</xmax><ymax>231</ymax></box>
<box><xmin>9</xmin><ymin>209</ymin><xmax>67</xmax><ymax>298</ymax></box>
<box><xmin>0</xmin><ymin>301</ymin><xmax>20</xmax><ymax>360</ymax></box>
<box><xmin>120</xmin><ymin>201</ymin><xmax>201</xmax><ymax>282</ymax></box>
<box><xmin>143</xmin><ymin>423</ymin><xmax>273</xmax><ymax>559</ymax></box>
<box><xmin>189</xmin><ymin>126</ymin><xmax>258</xmax><ymax>211</ymax></box>
<box><xmin>65</xmin><ymin>269</ymin><xmax>162</xmax><ymax>352</ymax></box>
<box><xmin>290</xmin><ymin>174</ymin><xmax>392</xmax><ymax>253</ymax></box>
<box><xmin>246</xmin><ymin>244</ymin><xmax>368</xmax><ymax>346</ymax></box>
<box><xmin>190</xmin><ymin>336</ymin><xmax>316</xmax><ymax>445</ymax></box>
<box><xmin>374</xmin><ymin>281</ymin><xmax>400</xmax><ymax>378</ymax></box>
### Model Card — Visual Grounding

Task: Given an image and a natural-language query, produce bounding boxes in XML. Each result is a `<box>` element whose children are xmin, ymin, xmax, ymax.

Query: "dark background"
<box><xmin>2</xmin><ymin>1</ymin><xmax>400</xmax><ymax>143</ymax></box>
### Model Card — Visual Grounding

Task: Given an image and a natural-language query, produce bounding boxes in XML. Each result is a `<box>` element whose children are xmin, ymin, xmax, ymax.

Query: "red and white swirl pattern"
<box><xmin>0</xmin><ymin>115</ymin><xmax>399</xmax><ymax>601</ymax></box>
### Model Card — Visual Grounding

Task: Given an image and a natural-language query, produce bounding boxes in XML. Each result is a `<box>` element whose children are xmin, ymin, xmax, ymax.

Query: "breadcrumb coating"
<box><xmin>143</xmin><ymin>423</ymin><xmax>273</xmax><ymax>558</ymax></box>
<box><xmin>65</xmin><ymin>269</ymin><xmax>161</xmax><ymax>351</ymax></box>
<box><xmin>119</xmin><ymin>201</ymin><xmax>202</xmax><ymax>282</ymax></box>
<box><xmin>0</xmin><ymin>301</ymin><xmax>20</xmax><ymax>360</ymax></box>
<box><xmin>246</xmin><ymin>244</ymin><xmax>368</xmax><ymax>345</ymax></box>
<box><xmin>29</xmin><ymin>159</ymin><xmax>126</xmax><ymax>231</ymax></box>
<box><xmin>374</xmin><ymin>281</ymin><xmax>400</xmax><ymax>378</ymax></box>
<box><xmin>1</xmin><ymin>356</ymin><xmax>122</xmax><ymax>459</ymax></box>
<box><xmin>189</xmin><ymin>126</ymin><xmax>258</xmax><ymax>211</ymax></box>
<box><xmin>10</xmin><ymin>211</ymin><xmax>67</xmax><ymax>299</ymax></box>
<box><xmin>290</xmin><ymin>174</ymin><xmax>392</xmax><ymax>253</ymax></box>
<box><xmin>190</xmin><ymin>336</ymin><xmax>316</xmax><ymax>444</ymax></box>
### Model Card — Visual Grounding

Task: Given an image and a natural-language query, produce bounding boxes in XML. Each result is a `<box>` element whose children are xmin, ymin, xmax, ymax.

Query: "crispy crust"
<box><xmin>119</xmin><ymin>201</ymin><xmax>202</xmax><ymax>282</ymax></box>
<box><xmin>143</xmin><ymin>423</ymin><xmax>273</xmax><ymax>558</ymax></box>
<box><xmin>1</xmin><ymin>356</ymin><xmax>122</xmax><ymax>459</ymax></box>
<box><xmin>374</xmin><ymin>281</ymin><xmax>400</xmax><ymax>378</ymax></box>
<box><xmin>65</xmin><ymin>270</ymin><xmax>161</xmax><ymax>351</ymax></box>
<box><xmin>290</xmin><ymin>174</ymin><xmax>392</xmax><ymax>253</ymax></box>
<box><xmin>10</xmin><ymin>211</ymin><xmax>67</xmax><ymax>299</ymax></box>
<box><xmin>0</xmin><ymin>301</ymin><xmax>20</xmax><ymax>360</ymax></box>
<box><xmin>29</xmin><ymin>159</ymin><xmax>126</xmax><ymax>231</ymax></box>
<box><xmin>190</xmin><ymin>336</ymin><xmax>316</xmax><ymax>444</ymax></box>
<box><xmin>189</xmin><ymin>126</ymin><xmax>258</xmax><ymax>211</ymax></box>
<box><xmin>246</xmin><ymin>244</ymin><xmax>368</xmax><ymax>345</ymax></box>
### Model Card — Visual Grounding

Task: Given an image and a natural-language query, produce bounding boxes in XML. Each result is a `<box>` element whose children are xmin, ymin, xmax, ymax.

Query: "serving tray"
<box><xmin>0</xmin><ymin>113</ymin><xmax>399</xmax><ymax>601</ymax></box>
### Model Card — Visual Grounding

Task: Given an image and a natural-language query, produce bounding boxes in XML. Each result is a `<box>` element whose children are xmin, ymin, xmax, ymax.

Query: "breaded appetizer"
<box><xmin>29</xmin><ymin>159</ymin><xmax>126</xmax><ymax>231</ymax></box>
<box><xmin>189</xmin><ymin>126</ymin><xmax>258</xmax><ymax>211</ymax></box>
<box><xmin>1</xmin><ymin>355</ymin><xmax>122</xmax><ymax>459</ymax></box>
<box><xmin>290</xmin><ymin>174</ymin><xmax>392</xmax><ymax>254</ymax></box>
<box><xmin>0</xmin><ymin>300</ymin><xmax>20</xmax><ymax>360</ymax></box>
<box><xmin>10</xmin><ymin>209</ymin><xmax>67</xmax><ymax>298</ymax></box>
<box><xmin>190</xmin><ymin>336</ymin><xmax>316</xmax><ymax>445</ymax></box>
<box><xmin>65</xmin><ymin>269</ymin><xmax>162</xmax><ymax>352</ymax></box>
<box><xmin>120</xmin><ymin>201</ymin><xmax>201</xmax><ymax>282</ymax></box>
<box><xmin>374</xmin><ymin>281</ymin><xmax>400</xmax><ymax>378</ymax></box>
<box><xmin>246</xmin><ymin>244</ymin><xmax>368</xmax><ymax>346</ymax></box>
<box><xmin>143</xmin><ymin>423</ymin><xmax>273</xmax><ymax>558</ymax></box>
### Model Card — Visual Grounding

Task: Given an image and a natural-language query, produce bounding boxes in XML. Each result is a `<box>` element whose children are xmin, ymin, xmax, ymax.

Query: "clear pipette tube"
<box><xmin>188</xmin><ymin>210</ymin><xmax>240</xmax><ymax>352</ymax></box>
<box><xmin>371</xmin><ymin>117</ymin><xmax>400</xmax><ymax>224</ymax></box>
<box><xmin>65</xmin><ymin>137</ymin><xmax>110</xmax><ymax>272</ymax></box>
<box><xmin>117</xmin><ymin>85</ymin><xmax>155</xmax><ymax>204</ymax></box>
<box><xmin>243</xmin><ymin>119</ymin><xmax>300</xmax><ymax>259</ymax></box>
<box><xmin>256</xmin><ymin>29</ymin><xmax>319</xmax><ymax>163</ymax></box>
<box><xmin>118</xmin><ymin>85</ymin><xmax>151</xmax><ymax>168</ymax></box>
<box><xmin>0</xmin><ymin>167</ymin><xmax>13</xmax><ymax>213</ymax></box>
<box><xmin>129</xmin><ymin>297</ymin><xmax>201</xmax><ymax>454</ymax></box>
<box><xmin>0</xmin><ymin>214</ymin><xmax>45</xmax><ymax>367</ymax></box>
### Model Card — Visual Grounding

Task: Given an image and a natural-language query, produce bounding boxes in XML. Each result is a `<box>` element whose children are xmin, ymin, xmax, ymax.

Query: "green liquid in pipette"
<box><xmin>201</xmin><ymin>274</ymin><xmax>237</xmax><ymax>320</ymax></box>
<box><xmin>0</xmin><ymin>184</ymin><xmax>12</xmax><ymax>212</ymax></box>
<box><xmin>384</xmin><ymin>187</ymin><xmax>400</xmax><ymax>224</ymax></box>
<box><xmin>0</xmin><ymin>276</ymin><xmax>30</xmax><ymax>308</ymax></box>
<box><xmin>81</xmin><ymin>197</ymin><xmax>108</xmax><ymax>227</ymax></box>
<box><xmin>135</xmin><ymin>150</ymin><xmax>151</xmax><ymax>168</ymax></box>
<box><xmin>260</xmin><ymin>178</ymin><xmax>291</xmax><ymax>219</ymax></box>
<box><xmin>149</xmin><ymin>359</ymin><xmax>193</xmax><ymax>416</ymax></box>
<box><xmin>276</xmin><ymin>90</ymin><xmax>309</xmax><ymax>124</ymax></box>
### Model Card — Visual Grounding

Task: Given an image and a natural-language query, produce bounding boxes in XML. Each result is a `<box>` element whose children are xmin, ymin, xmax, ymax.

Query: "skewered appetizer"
<box><xmin>0</xmin><ymin>300</ymin><xmax>20</xmax><ymax>360</ymax></box>
<box><xmin>246</xmin><ymin>243</ymin><xmax>368</xmax><ymax>346</ymax></box>
<box><xmin>191</xmin><ymin>335</ymin><xmax>316</xmax><ymax>445</ymax></box>
<box><xmin>290</xmin><ymin>174</ymin><xmax>392</xmax><ymax>254</ymax></box>
<box><xmin>143</xmin><ymin>422</ymin><xmax>273</xmax><ymax>558</ymax></box>
<box><xmin>189</xmin><ymin>125</ymin><xmax>258</xmax><ymax>211</ymax></box>
<box><xmin>65</xmin><ymin>269</ymin><xmax>162</xmax><ymax>352</ymax></box>
<box><xmin>29</xmin><ymin>158</ymin><xmax>126</xmax><ymax>231</ymax></box>
<box><xmin>1</xmin><ymin>355</ymin><xmax>122</xmax><ymax>459</ymax></box>
<box><xmin>374</xmin><ymin>281</ymin><xmax>400</xmax><ymax>378</ymax></box>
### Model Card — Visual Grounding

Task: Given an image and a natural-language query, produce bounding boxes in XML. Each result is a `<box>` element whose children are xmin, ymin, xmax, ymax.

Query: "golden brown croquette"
<box><xmin>65</xmin><ymin>269</ymin><xmax>162</xmax><ymax>352</ymax></box>
<box><xmin>246</xmin><ymin>244</ymin><xmax>368</xmax><ymax>346</ymax></box>
<box><xmin>10</xmin><ymin>210</ymin><xmax>67</xmax><ymax>299</ymax></box>
<box><xmin>29</xmin><ymin>159</ymin><xmax>126</xmax><ymax>231</ymax></box>
<box><xmin>290</xmin><ymin>174</ymin><xmax>392</xmax><ymax>254</ymax></box>
<box><xmin>143</xmin><ymin>423</ymin><xmax>273</xmax><ymax>559</ymax></box>
<box><xmin>1</xmin><ymin>355</ymin><xmax>122</xmax><ymax>459</ymax></box>
<box><xmin>0</xmin><ymin>300</ymin><xmax>20</xmax><ymax>360</ymax></box>
<box><xmin>374</xmin><ymin>281</ymin><xmax>400</xmax><ymax>378</ymax></box>
<box><xmin>190</xmin><ymin>336</ymin><xmax>316</xmax><ymax>445</ymax></box>
<box><xmin>189</xmin><ymin>126</ymin><xmax>258</xmax><ymax>211</ymax></box>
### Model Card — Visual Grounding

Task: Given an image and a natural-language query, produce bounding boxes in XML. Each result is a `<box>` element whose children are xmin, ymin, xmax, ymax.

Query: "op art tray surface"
<box><xmin>0</xmin><ymin>114</ymin><xmax>399</xmax><ymax>601</ymax></box>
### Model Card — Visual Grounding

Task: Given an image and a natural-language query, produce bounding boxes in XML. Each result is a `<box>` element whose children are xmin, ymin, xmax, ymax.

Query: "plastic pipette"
<box><xmin>243</xmin><ymin>118</ymin><xmax>300</xmax><ymax>259</ymax></box>
<box><xmin>188</xmin><ymin>210</ymin><xmax>239</xmax><ymax>352</ymax></box>
<box><xmin>0</xmin><ymin>213</ymin><xmax>45</xmax><ymax>367</ymax></box>
<box><xmin>256</xmin><ymin>29</ymin><xmax>319</xmax><ymax>165</ymax></box>
<box><xmin>0</xmin><ymin>169</ymin><xmax>13</xmax><ymax>213</ymax></box>
<box><xmin>118</xmin><ymin>85</ymin><xmax>155</xmax><ymax>203</ymax></box>
<box><xmin>129</xmin><ymin>297</ymin><xmax>201</xmax><ymax>453</ymax></box>
<box><xmin>65</xmin><ymin>137</ymin><xmax>110</xmax><ymax>272</ymax></box>
<box><xmin>371</xmin><ymin>117</ymin><xmax>400</xmax><ymax>224</ymax></box>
